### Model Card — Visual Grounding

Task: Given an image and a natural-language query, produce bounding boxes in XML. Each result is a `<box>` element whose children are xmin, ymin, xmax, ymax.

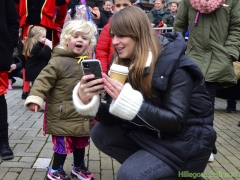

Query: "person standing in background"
<box><xmin>96</xmin><ymin>0</ymin><xmax>134</xmax><ymax>75</ymax></box>
<box><xmin>94</xmin><ymin>0</ymin><xmax>113</xmax><ymax>28</ymax></box>
<box><xmin>169</xmin><ymin>1</ymin><xmax>179</xmax><ymax>19</ymax></box>
<box><xmin>22</xmin><ymin>26</ymin><xmax>52</xmax><ymax>86</ymax></box>
<box><xmin>0</xmin><ymin>0</ymin><xmax>19</xmax><ymax>160</ymax></box>
<box><xmin>14</xmin><ymin>0</ymin><xmax>70</xmax><ymax>99</ymax></box>
<box><xmin>147</xmin><ymin>0</ymin><xmax>174</xmax><ymax>28</ymax></box>
<box><xmin>174</xmin><ymin>0</ymin><xmax>240</xmax><ymax>161</ymax></box>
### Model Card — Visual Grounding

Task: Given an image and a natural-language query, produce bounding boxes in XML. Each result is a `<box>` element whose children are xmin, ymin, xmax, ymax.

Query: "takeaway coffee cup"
<box><xmin>109</xmin><ymin>64</ymin><xmax>129</xmax><ymax>84</ymax></box>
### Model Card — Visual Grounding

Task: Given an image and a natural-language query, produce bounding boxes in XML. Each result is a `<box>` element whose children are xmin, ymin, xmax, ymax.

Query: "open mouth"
<box><xmin>76</xmin><ymin>44</ymin><xmax>82</xmax><ymax>48</ymax></box>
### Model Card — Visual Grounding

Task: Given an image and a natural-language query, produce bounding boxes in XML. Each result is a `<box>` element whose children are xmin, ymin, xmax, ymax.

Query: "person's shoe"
<box><xmin>46</xmin><ymin>166</ymin><xmax>72</xmax><ymax>180</ymax></box>
<box><xmin>208</xmin><ymin>153</ymin><xmax>214</xmax><ymax>162</ymax></box>
<box><xmin>21</xmin><ymin>92</ymin><xmax>29</xmax><ymax>99</ymax></box>
<box><xmin>0</xmin><ymin>143</ymin><xmax>14</xmax><ymax>160</ymax></box>
<box><xmin>12</xmin><ymin>78</ymin><xmax>16</xmax><ymax>84</ymax></box>
<box><xmin>71</xmin><ymin>164</ymin><xmax>94</xmax><ymax>180</ymax></box>
<box><xmin>226</xmin><ymin>100</ymin><xmax>236</xmax><ymax>113</ymax></box>
<box><xmin>226</xmin><ymin>106</ymin><xmax>236</xmax><ymax>113</ymax></box>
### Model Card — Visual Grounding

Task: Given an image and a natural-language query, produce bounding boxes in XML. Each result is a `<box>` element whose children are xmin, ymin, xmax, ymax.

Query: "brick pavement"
<box><xmin>1</xmin><ymin>78</ymin><xmax>240</xmax><ymax>180</ymax></box>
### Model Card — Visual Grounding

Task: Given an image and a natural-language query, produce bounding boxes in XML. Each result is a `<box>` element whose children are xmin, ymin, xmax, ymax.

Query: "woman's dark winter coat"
<box><xmin>0</xmin><ymin>0</ymin><xmax>19</xmax><ymax>71</ymax></box>
<box><xmin>93</xmin><ymin>32</ymin><xmax>216</xmax><ymax>173</ymax></box>
<box><xmin>25</xmin><ymin>42</ymin><xmax>51</xmax><ymax>81</ymax></box>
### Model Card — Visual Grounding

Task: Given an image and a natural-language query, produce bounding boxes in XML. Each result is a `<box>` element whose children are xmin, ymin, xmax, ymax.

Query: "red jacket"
<box><xmin>95</xmin><ymin>19</ymin><xmax>114</xmax><ymax>74</ymax></box>
<box><xmin>15</xmin><ymin>0</ymin><xmax>69</xmax><ymax>30</ymax></box>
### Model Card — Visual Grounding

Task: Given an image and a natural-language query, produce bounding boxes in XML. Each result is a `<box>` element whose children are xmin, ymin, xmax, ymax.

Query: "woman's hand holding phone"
<box><xmin>78</xmin><ymin>74</ymin><xmax>104</xmax><ymax>104</ymax></box>
<box><xmin>102</xmin><ymin>73</ymin><xmax>124</xmax><ymax>100</ymax></box>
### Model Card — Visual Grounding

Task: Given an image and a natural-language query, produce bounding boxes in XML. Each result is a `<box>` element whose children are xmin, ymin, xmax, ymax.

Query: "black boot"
<box><xmin>21</xmin><ymin>92</ymin><xmax>29</xmax><ymax>99</ymax></box>
<box><xmin>226</xmin><ymin>99</ymin><xmax>236</xmax><ymax>113</ymax></box>
<box><xmin>0</xmin><ymin>129</ymin><xmax>14</xmax><ymax>160</ymax></box>
<box><xmin>0</xmin><ymin>142</ymin><xmax>14</xmax><ymax>160</ymax></box>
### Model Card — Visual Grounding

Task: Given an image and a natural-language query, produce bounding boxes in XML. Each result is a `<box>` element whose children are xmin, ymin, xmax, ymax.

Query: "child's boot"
<box><xmin>8</xmin><ymin>79</ymin><xmax>13</xmax><ymax>90</ymax></box>
<box><xmin>71</xmin><ymin>163</ymin><xmax>94</xmax><ymax>180</ymax></box>
<box><xmin>46</xmin><ymin>165</ymin><xmax>72</xmax><ymax>180</ymax></box>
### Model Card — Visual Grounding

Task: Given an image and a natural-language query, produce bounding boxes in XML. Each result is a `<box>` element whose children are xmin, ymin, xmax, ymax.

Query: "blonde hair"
<box><xmin>22</xmin><ymin>26</ymin><xmax>46</xmax><ymax>56</ymax></box>
<box><xmin>110</xmin><ymin>7</ymin><xmax>162</xmax><ymax>98</ymax></box>
<box><xmin>57</xmin><ymin>20</ymin><xmax>97</xmax><ymax>55</ymax></box>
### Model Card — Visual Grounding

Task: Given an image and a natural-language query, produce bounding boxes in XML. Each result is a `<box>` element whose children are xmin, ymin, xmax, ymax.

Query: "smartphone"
<box><xmin>81</xmin><ymin>59</ymin><xmax>102</xmax><ymax>81</ymax></box>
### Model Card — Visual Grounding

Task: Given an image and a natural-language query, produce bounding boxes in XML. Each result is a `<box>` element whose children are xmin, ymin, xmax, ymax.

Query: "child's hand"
<box><xmin>10</xmin><ymin>64</ymin><xmax>16</xmax><ymax>70</ymax></box>
<box><xmin>28</xmin><ymin>103</ymin><xmax>40</xmax><ymax>112</ymax></box>
<box><xmin>45</xmin><ymin>39</ymin><xmax>52</xmax><ymax>49</ymax></box>
<box><xmin>78</xmin><ymin>74</ymin><xmax>104</xmax><ymax>104</ymax></box>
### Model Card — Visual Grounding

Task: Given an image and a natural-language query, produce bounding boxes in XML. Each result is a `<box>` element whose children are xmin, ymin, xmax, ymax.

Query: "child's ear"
<box><xmin>112</xmin><ymin>4</ymin><xmax>115</xmax><ymax>11</ymax></box>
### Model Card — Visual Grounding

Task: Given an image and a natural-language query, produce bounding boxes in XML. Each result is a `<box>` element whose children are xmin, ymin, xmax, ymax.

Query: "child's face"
<box><xmin>67</xmin><ymin>31</ymin><xmax>90</xmax><ymax>55</ymax></box>
<box><xmin>38</xmin><ymin>31</ymin><xmax>46</xmax><ymax>44</ymax></box>
<box><xmin>113</xmin><ymin>0</ymin><xmax>132</xmax><ymax>13</ymax></box>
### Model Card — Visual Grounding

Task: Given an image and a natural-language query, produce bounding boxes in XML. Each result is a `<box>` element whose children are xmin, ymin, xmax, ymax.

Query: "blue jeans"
<box><xmin>91</xmin><ymin>123</ymin><xmax>177</xmax><ymax>180</ymax></box>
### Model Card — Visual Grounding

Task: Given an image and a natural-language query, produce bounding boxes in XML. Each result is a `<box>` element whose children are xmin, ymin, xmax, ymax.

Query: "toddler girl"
<box><xmin>22</xmin><ymin>26</ymin><xmax>52</xmax><ymax>85</ymax></box>
<box><xmin>24</xmin><ymin>20</ymin><xmax>97</xmax><ymax>180</ymax></box>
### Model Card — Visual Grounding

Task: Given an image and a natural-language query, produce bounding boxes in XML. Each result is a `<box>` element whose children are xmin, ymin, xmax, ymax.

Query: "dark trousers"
<box><xmin>205</xmin><ymin>82</ymin><xmax>219</xmax><ymax>154</ymax></box>
<box><xmin>0</xmin><ymin>95</ymin><xmax>9</xmax><ymax>143</ymax></box>
<box><xmin>91</xmin><ymin>123</ymin><xmax>179</xmax><ymax>180</ymax></box>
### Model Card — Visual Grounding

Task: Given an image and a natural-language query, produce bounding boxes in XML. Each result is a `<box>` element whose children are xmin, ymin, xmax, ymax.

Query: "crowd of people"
<box><xmin>0</xmin><ymin>0</ymin><xmax>240</xmax><ymax>180</ymax></box>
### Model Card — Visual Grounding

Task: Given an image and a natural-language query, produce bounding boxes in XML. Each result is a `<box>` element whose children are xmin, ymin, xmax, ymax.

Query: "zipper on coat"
<box><xmin>135</xmin><ymin>114</ymin><xmax>161</xmax><ymax>138</ymax></box>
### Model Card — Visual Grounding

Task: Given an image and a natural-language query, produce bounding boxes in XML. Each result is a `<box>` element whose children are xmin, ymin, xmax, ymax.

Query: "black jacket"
<box><xmin>0</xmin><ymin>0</ymin><xmax>19</xmax><ymax>71</ymax></box>
<box><xmin>95</xmin><ymin>32</ymin><xmax>216</xmax><ymax>175</ymax></box>
<box><xmin>25</xmin><ymin>42</ymin><xmax>51</xmax><ymax>81</ymax></box>
<box><xmin>94</xmin><ymin>10</ymin><xmax>113</xmax><ymax>28</ymax></box>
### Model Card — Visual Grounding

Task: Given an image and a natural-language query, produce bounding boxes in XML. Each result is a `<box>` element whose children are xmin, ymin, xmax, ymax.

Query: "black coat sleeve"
<box><xmin>31</xmin><ymin>43</ymin><xmax>52</xmax><ymax>62</ymax></box>
<box><xmin>95</xmin><ymin>102</ymin><xmax>122</xmax><ymax>125</ymax></box>
<box><xmin>133</xmin><ymin>68</ymin><xmax>193</xmax><ymax>134</ymax></box>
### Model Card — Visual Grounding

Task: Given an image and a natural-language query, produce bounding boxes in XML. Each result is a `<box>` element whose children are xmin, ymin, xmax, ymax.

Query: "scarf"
<box><xmin>190</xmin><ymin>0</ymin><xmax>226</xmax><ymax>25</ymax></box>
<box><xmin>152</xmin><ymin>9</ymin><xmax>166</xmax><ymax>26</ymax></box>
<box><xmin>190</xmin><ymin>0</ymin><xmax>226</xmax><ymax>14</ymax></box>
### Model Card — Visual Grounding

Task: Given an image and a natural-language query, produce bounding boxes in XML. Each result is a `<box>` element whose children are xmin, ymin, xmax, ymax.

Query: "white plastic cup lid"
<box><xmin>110</xmin><ymin>64</ymin><xmax>129</xmax><ymax>74</ymax></box>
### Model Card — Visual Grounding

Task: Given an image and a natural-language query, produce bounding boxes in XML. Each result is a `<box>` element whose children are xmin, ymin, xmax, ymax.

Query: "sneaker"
<box><xmin>71</xmin><ymin>164</ymin><xmax>94</xmax><ymax>180</ymax></box>
<box><xmin>46</xmin><ymin>166</ymin><xmax>72</xmax><ymax>180</ymax></box>
<box><xmin>0</xmin><ymin>143</ymin><xmax>14</xmax><ymax>160</ymax></box>
<box><xmin>208</xmin><ymin>153</ymin><xmax>214</xmax><ymax>162</ymax></box>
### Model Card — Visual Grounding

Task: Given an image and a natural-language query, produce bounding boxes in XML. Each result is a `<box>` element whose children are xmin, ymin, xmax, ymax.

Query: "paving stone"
<box><xmin>9</xmin><ymin>131</ymin><xmax>26</xmax><ymax>140</ymax></box>
<box><xmin>31</xmin><ymin>171</ymin><xmax>47</xmax><ymax>180</ymax></box>
<box><xmin>89</xmin><ymin>149</ymin><xmax>100</xmax><ymax>161</ymax></box>
<box><xmin>17</xmin><ymin>169</ymin><xmax>35</xmax><ymax>180</ymax></box>
<box><xmin>225</xmin><ymin>155</ymin><xmax>240</xmax><ymax>168</ymax></box>
<box><xmin>20</xmin><ymin>157</ymin><xmax>36</xmax><ymax>163</ymax></box>
<box><xmin>9</xmin><ymin>168</ymin><xmax>22</xmax><ymax>172</ymax></box>
<box><xmin>89</xmin><ymin>160</ymin><xmax>100</xmax><ymax>173</ymax></box>
<box><xmin>0</xmin><ymin>168</ymin><xmax>9</xmax><ymax>179</ymax></box>
<box><xmin>0</xmin><ymin>162</ymin><xmax>33</xmax><ymax>168</ymax></box>
<box><xmin>112</xmin><ymin>160</ymin><xmax>121</xmax><ymax>174</ymax></box>
<box><xmin>38</xmin><ymin>148</ymin><xmax>53</xmax><ymax>158</ymax></box>
<box><xmin>2</xmin><ymin>172</ymin><xmax>19</xmax><ymax>180</ymax></box>
<box><xmin>101</xmin><ymin>157</ymin><xmax>113</xmax><ymax>170</ymax></box>
<box><xmin>101</xmin><ymin>169</ymin><xmax>114</xmax><ymax>180</ymax></box>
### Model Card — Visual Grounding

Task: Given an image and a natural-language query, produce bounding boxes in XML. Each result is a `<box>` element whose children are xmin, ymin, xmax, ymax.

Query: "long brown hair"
<box><xmin>22</xmin><ymin>26</ymin><xmax>46</xmax><ymax>57</ymax></box>
<box><xmin>110</xmin><ymin>6</ymin><xmax>162</xmax><ymax>98</ymax></box>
